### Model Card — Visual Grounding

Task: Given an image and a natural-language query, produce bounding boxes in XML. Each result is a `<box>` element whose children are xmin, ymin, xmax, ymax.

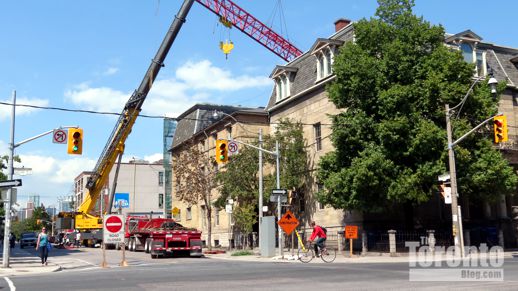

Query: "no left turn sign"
<box><xmin>53</xmin><ymin>129</ymin><xmax>67</xmax><ymax>144</ymax></box>
<box><xmin>228</xmin><ymin>141</ymin><xmax>238</xmax><ymax>155</ymax></box>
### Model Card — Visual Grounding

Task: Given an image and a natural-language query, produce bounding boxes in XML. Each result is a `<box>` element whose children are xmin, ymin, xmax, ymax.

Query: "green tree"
<box><xmin>317</xmin><ymin>0</ymin><xmax>517</xmax><ymax>213</ymax></box>
<box><xmin>216</xmin><ymin>119</ymin><xmax>309</xmax><ymax>235</ymax></box>
<box><xmin>172</xmin><ymin>141</ymin><xmax>218</xmax><ymax>250</ymax></box>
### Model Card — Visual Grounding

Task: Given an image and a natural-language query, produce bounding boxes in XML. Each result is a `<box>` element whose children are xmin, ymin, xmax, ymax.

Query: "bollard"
<box><xmin>427</xmin><ymin>230</ymin><xmax>435</xmax><ymax>253</ymax></box>
<box><xmin>388</xmin><ymin>230</ymin><xmax>397</xmax><ymax>257</ymax></box>
<box><xmin>361</xmin><ymin>230</ymin><xmax>367</xmax><ymax>256</ymax></box>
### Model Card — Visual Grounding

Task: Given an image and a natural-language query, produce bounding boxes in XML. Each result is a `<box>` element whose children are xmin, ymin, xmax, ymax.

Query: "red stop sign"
<box><xmin>105</xmin><ymin>215</ymin><xmax>123</xmax><ymax>233</ymax></box>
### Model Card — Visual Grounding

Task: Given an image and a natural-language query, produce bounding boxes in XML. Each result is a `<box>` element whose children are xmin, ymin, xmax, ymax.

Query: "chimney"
<box><xmin>334</xmin><ymin>18</ymin><xmax>351</xmax><ymax>32</ymax></box>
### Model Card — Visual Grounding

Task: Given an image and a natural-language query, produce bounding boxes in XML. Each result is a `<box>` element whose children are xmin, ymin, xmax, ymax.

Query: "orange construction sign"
<box><xmin>345</xmin><ymin>225</ymin><xmax>358</xmax><ymax>239</ymax></box>
<box><xmin>277</xmin><ymin>210</ymin><xmax>299</xmax><ymax>235</ymax></box>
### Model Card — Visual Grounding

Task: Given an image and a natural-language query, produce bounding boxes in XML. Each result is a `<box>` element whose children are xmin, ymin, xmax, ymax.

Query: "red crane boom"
<box><xmin>195</xmin><ymin>0</ymin><xmax>303</xmax><ymax>62</ymax></box>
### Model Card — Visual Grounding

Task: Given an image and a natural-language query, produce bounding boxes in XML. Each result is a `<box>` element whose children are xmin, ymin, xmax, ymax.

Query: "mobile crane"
<box><xmin>60</xmin><ymin>0</ymin><xmax>302</xmax><ymax>232</ymax></box>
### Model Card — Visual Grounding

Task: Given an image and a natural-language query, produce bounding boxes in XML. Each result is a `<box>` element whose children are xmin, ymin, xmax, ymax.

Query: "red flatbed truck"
<box><xmin>125</xmin><ymin>216</ymin><xmax>203</xmax><ymax>258</ymax></box>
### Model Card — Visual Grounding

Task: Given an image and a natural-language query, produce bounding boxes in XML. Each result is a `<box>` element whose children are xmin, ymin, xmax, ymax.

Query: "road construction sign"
<box><xmin>345</xmin><ymin>225</ymin><xmax>358</xmax><ymax>239</ymax></box>
<box><xmin>277</xmin><ymin>210</ymin><xmax>299</xmax><ymax>235</ymax></box>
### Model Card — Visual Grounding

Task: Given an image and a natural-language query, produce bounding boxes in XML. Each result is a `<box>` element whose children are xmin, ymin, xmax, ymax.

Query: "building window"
<box><xmin>186</xmin><ymin>207</ymin><xmax>192</xmax><ymax>220</ymax></box>
<box><xmin>215</xmin><ymin>208</ymin><xmax>220</xmax><ymax>226</ymax></box>
<box><xmin>226</xmin><ymin>126</ymin><xmax>232</xmax><ymax>140</ymax></box>
<box><xmin>158</xmin><ymin>193</ymin><xmax>164</xmax><ymax>209</ymax></box>
<box><xmin>158</xmin><ymin>171</ymin><xmax>164</xmax><ymax>186</ymax></box>
<box><xmin>316</xmin><ymin>47</ymin><xmax>334</xmax><ymax>80</ymax></box>
<box><xmin>201</xmin><ymin>206</ymin><xmax>206</xmax><ymax>228</ymax></box>
<box><xmin>460</xmin><ymin>42</ymin><xmax>486</xmax><ymax>77</ymax></box>
<box><xmin>314</xmin><ymin>123</ymin><xmax>322</xmax><ymax>151</ymax></box>
<box><xmin>275</xmin><ymin>74</ymin><xmax>290</xmax><ymax>102</ymax></box>
<box><xmin>173</xmin><ymin>209</ymin><xmax>181</xmax><ymax>221</ymax></box>
<box><xmin>316</xmin><ymin>183</ymin><xmax>325</xmax><ymax>210</ymax></box>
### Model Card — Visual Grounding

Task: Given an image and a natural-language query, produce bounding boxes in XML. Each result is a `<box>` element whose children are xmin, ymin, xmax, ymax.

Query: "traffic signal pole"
<box><xmin>446</xmin><ymin>103</ymin><xmax>502</xmax><ymax>258</ymax></box>
<box><xmin>2</xmin><ymin>90</ymin><xmax>80</xmax><ymax>268</ymax></box>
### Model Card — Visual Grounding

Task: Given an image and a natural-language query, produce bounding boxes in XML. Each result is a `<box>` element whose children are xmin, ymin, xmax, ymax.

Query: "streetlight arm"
<box><xmin>15</xmin><ymin>126</ymin><xmax>79</xmax><ymax>148</ymax></box>
<box><xmin>449</xmin><ymin>113</ymin><xmax>502</xmax><ymax>149</ymax></box>
<box><xmin>231</xmin><ymin>139</ymin><xmax>277</xmax><ymax>156</ymax></box>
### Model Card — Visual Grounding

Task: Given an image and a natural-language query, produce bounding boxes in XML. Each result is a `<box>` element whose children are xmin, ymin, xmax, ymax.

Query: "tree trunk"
<box><xmin>207</xmin><ymin>207</ymin><xmax>212</xmax><ymax>251</ymax></box>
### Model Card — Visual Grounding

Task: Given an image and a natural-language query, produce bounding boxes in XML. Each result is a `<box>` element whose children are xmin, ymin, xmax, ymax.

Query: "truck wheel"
<box><xmin>151</xmin><ymin>253</ymin><xmax>158</xmax><ymax>259</ymax></box>
<box><xmin>116</xmin><ymin>243</ymin><xmax>121</xmax><ymax>250</ymax></box>
<box><xmin>129</xmin><ymin>238</ymin><xmax>135</xmax><ymax>252</ymax></box>
<box><xmin>144</xmin><ymin>239</ymin><xmax>151</xmax><ymax>253</ymax></box>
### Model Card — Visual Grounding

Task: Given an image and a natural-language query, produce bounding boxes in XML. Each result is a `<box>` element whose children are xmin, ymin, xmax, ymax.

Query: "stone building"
<box><xmin>170</xmin><ymin>104</ymin><xmax>269</xmax><ymax>247</ymax></box>
<box><xmin>265</xmin><ymin>20</ymin><xmax>518</xmax><ymax>248</ymax></box>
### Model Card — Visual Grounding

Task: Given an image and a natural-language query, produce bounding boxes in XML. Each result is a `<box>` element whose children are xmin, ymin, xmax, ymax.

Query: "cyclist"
<box><xmin>307</xmin><ymin>221</ymin><xmax>327</xmax><ymax>257</ymax></box>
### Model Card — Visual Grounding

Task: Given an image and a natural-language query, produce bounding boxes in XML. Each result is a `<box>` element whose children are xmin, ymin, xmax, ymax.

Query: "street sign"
<box><xmin>277</xmin><ymin>210</ymin><xmax>299</xmax><ymax>235</ymax></box>
<box><xmin>270</xmin><ymin>194</ymin><xmax>287</xmax><ymax>203</ymax></box>
<box><xmin>272</xmin><ymin>189</ymin><xmax>287</xmax><ymax>195</ymax></box>
<box><xmin>228</xmin><ymin>141</ymin><xmax>239</xmax><ymax>155</ymax></box>
<box><xmin>103</xmin><ymin>215</ymin><xmax>125</xmax><ymax>243</ymax></box>
<box><xmin>0</xmin><ymin>179</ymin><xmax>22</xmax><ymax>189</ymax></box>
<box><xmin>52</xmin><ymin>129</ymin><xmax>67</xmax><ymax>144</ymax></box>
<box><xmin>345</xmin><ymin>225</ymin><xmax>358</xmax><ymax>239</ymax></box>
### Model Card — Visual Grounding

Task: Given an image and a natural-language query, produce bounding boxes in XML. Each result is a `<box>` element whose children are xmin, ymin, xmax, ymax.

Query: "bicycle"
<box><xmin>295</xmin><ymin>231</ymin><xmax>336</xmax><ymax>263</ymax></box>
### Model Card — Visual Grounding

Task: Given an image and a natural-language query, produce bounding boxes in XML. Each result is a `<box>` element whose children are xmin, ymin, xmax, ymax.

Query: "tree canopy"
<box><xmin>317</xmin><ymin>0</ymin><xmax>517</xmax><ymax>212</ymax></box>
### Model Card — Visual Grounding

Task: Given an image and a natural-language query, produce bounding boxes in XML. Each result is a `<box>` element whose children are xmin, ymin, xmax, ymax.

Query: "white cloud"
<box><xmin>176</xmin><ymin>60</ymin><xmax>272</xmax><ymax>90</ymax></box>
<box><xmin>103</xmin><ymin>67</ymin><xmax>119</xmax><ymax>76</ymax></box>
<box><xmin>64</xmin><ymin>83</ymin><xmax>130</xmax><ymax>113</ymax></box>
<box><xmin>144</xmin><ymin>153</ymin><xmax>163</xmax><ymax>163</ymax></box>
<box><xmin>0</xmin><ymin>96</ymin><xmax>49</xmax><ymax>121</ymax></box>
<box><xmin>64</xmin><ymin>59</ymin><xmax>272</xmax><ymax>117</ymax></box>
<box><xmin>15</xmin><ymin>154</ymin><xmax>96</xmax><ymax>184</ymax></box>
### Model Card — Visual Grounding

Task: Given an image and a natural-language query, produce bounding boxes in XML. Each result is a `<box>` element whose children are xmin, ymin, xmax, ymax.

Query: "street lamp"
<box><xmin>445</xmin><ymin>75</ymin><xmax>498</xmax><ymax>257</ymax></box>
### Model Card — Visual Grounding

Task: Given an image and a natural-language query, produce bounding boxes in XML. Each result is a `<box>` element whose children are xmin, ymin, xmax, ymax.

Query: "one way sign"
<box><xmin>0</xmin><ymin>179</ymin><xmax>22</xmax><ymax>189</ymax></box>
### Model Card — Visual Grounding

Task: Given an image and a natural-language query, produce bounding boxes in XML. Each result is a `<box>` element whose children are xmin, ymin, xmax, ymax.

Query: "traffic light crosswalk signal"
<box><xmin>215</xmin><ymin>139</ymin><xmax>228</xmax><ymax>164</ymax></box>
<box><xmin>493</xmin><ymin>116</ymin><xmax>508</xmax><ymax>143</ymax></box>
<box><xmin>67</xmin><ymin>128</ymin><xmax>83</xmax><ymax>154</ymax></box>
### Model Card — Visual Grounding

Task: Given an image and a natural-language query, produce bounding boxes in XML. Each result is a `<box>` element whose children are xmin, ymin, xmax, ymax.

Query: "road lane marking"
<box><xmin>4</xmin><ymin>277</ymin><xmax>16</xmax><ymax>291</ymax></box>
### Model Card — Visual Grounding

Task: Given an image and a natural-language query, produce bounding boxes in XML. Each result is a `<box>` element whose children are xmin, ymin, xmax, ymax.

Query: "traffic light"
<box><xmin>215</xmin><ymin>139</ymin><xmax>228</xmax><ymax>164</ymax></box>
<box><xmin>67</xmin><ymin>128</ymin><xmax>83</xmax><ymax>154</ymax></box>
<box><xmin>493</xmin><ymin>115</ymin><xmax>508</xmax><ymax>143</ymax></box>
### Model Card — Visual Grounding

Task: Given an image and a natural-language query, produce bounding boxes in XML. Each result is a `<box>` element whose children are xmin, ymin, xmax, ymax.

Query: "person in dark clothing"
<box><xmin>9</xmin><ymin>232</ymin><xmax>16</xmax><ymax>249</ymax></box>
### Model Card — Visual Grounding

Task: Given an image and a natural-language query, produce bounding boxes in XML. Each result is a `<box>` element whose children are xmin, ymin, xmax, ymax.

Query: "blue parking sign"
<box><xmin>114</xmin><ymin>193</ymin><xmax>130</xmax><ymax>208</ymax></box>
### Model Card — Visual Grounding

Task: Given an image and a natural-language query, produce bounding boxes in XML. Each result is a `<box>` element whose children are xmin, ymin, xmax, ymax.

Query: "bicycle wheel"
<box><xmin>298</xmin><ymin>247</ymin><xmax>314</xmax><ymax>263</ymax></box>
<box><xmin>320</xmin><ymin>248</ymin><xmax>336</xmax><ymax>263</ymax></box>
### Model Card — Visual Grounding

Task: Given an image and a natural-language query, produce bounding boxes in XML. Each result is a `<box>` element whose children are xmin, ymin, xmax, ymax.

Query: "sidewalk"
<box><xmin>0</xmin><ymin>245</ymin><xmax>61</xmax><ymax>277</ymax></box>
<box><xmin>204</xmin><ymin>248</ymin><xmax>518</xmax><ymax>264</ymax></box>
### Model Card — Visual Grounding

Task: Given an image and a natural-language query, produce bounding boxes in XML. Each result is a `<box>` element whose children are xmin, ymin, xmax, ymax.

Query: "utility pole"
<box><xmin>445</xmin><ymin>104</ymin><xmax>462</xmax><ymax>257</ymax></box>
<box><xmin>258</xmin><ymin>129</ymin><xmax>263</xmax><ymax>250</ymax></box>
<box><xmin>2</xmin><ymin>90</ymin><xmax>16</xmax><ymax>268</ymax></box>
<box><xmin>275</xmin><ymin>141</ymin><xmax>282</xmax><ymax>258</ymax></box>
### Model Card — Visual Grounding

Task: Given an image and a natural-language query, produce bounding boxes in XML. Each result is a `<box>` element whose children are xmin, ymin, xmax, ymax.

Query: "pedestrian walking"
<box><xmin>75</xmin><ymin>231</ymin><xmax>81</xmax><ymax>248</ymax></box>
<box><xmin>9</xmin><ymin>232</ymin><xmax>16</xmax><ymax>249</ymax></box>
<box><xmin>35</xmin><ymin>227</ymin><xmax>49</xmax><ymax>266</ymax></box>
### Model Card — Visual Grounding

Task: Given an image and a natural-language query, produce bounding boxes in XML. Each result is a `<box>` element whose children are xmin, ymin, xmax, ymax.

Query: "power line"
<box><xmin>0</xmin><ymin>101</ymin><xmax>334</xmax><ymax>126</ymax></box>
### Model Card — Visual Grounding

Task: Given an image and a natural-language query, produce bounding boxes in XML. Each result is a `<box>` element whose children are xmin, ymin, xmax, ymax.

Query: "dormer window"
<box><xmin>316</xmin><ymin>47</ymin><xmax>334</xmax><ymax>80</ymax></box>
<box><xmin>270</xmin><ymin>66</ymin><xmax>298</xmax><ymax>103</ymax></box>
<box><xmin>460</xmin><ymin>42</ymin><xmax>486</xmax><ymax>77</ymax></box>
<box><xmin>275</xmin><ymin>74</ymin><xmax>290</xmax><ymax>102</ymax></box>
<box><xmin>310</xmin><ymin>38</ymin><xmax>343</xmax><ymax>82</ymax></box>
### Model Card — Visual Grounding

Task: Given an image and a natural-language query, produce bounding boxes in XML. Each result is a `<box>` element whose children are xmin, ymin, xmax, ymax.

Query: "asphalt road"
<box><xmin>3</xmin><ymin>256</ymin><xmax>518</xmax><ymax>290</ymax></box>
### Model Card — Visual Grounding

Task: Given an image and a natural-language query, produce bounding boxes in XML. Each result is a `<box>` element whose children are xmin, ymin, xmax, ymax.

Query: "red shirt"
<box><xmin>309</xmin><ymin>225</ymin><xmax>327</xmax><ymax>241</ymax></box>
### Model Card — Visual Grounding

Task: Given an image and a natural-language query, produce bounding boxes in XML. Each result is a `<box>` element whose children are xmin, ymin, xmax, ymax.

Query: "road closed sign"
<box><xmin>103</xmin><ymin>215</ymin><xmax>125</xmax><ymax>243</ymax></box>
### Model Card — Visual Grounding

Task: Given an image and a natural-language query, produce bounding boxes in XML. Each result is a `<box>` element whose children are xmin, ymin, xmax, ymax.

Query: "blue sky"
<box><xmin>2</xmin><ymin>0</ymin><xmax>518</xmax><ymax>208</ymax></box>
